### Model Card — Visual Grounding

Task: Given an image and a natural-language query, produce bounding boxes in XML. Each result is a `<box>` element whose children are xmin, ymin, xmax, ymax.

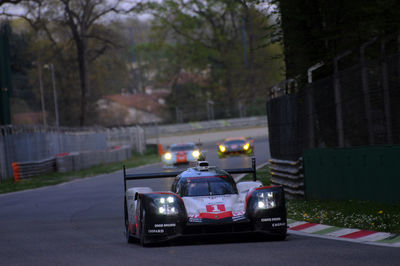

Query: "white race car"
<box><xmin>161</xmin><ymin>143</ymin><xmax>203</xmax><ymax>167</ymax></box>
<box><xmin>123</xmin><ymin>159</ymin><xmax>287</xmax><ymax>246</ymax></box>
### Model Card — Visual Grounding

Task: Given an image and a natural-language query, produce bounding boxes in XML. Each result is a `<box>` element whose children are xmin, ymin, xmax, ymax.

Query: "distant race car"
<box><xmin>161</xmin><ymin>142</ymin><xmax>204</xmax><ymax>167</ymax></box>
<box><xmin>217</xmin><ymin>137</ymin><xmax>254</xmax><ymax>158</ymax></box>
<box><xmin>123</xmin><ymin>159</ymin><xmax>287</xmax><ymax>246</ymax></box>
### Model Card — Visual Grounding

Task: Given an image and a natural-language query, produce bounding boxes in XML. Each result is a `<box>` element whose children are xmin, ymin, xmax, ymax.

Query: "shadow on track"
<box><xmin>136</xmin><ymin>233</ymin><xmax>288</xmax><ymax>248</ymax></box>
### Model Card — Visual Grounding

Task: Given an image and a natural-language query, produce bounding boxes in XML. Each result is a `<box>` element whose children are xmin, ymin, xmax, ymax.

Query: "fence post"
<box><xmin>0</xmin><ymin>132</ymin><xmax>6</xmax><ymax>181</ymax></box>
<box><xmin>398</xmin><ymin>34</ymin><xmax>400</xmax><ymax>89</ymax></box>
<box><xmin>306</xmin><ymin>62</ymin><xmax>324</xmax><ymax>148</ymax></box>
<box><xmin>333</xmin><ymin>50</ymin><xmax>351</xmax><ymax>147</ymax></box>
<box><xmin>381</xmin><ymin>39</ymin><xmax>393</xmax><ymax>144</ymax></box>
<box><xmin>360</xmin><ymin>38</ymin><xmax>377</xmax><ymax>145</ymax></box>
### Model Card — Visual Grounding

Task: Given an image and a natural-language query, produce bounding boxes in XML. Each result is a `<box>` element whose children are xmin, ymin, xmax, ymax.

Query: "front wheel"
<box><xmin>273</xmin><ymin>228</ymin><xmax>287</xmax><ymax>241</ymax></box>
<box><xmin>124</xmin><ymin>200</ymin><xmax>135</xmax><ymax>244</ymax></box>
<box><xmin>140</xmin><ymin>210</ymin><xmax>148</xmax><ymax>247</ymax></box>
<box><xmin>125</xmin><ymin>226</ymin><xmax>135</xmax><ymax>243</ymax></box>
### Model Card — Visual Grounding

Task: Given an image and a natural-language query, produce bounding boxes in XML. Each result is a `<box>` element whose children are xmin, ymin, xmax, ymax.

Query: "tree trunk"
<box><xmin>77</xmin><ymin>36</ymin><xmax>89</xmax><ymax>126</ymax></box>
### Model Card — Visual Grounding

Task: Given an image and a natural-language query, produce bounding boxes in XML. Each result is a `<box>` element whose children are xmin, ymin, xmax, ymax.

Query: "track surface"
<box><xmin>1</xmin><ymin>137</ymin><xmax>399</xmax><ymax>265</ymax></box>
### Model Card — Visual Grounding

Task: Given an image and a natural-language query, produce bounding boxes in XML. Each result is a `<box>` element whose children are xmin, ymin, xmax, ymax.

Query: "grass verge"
<box><xmin>0</xmin><ymin>152</ymin><xmax>160</xmax><ymax>194</ymax></box>
<box><xmin>241</xmin><ymin>165</ymin><xmax>400</xmax><ymax>234</ymax></box>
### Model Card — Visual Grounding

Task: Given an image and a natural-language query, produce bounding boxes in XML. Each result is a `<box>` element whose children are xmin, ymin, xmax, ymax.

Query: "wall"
<box><xmin>303</xmin><ymin>145</ymin><xmax>400</xmax><ymax>203</ymax></box>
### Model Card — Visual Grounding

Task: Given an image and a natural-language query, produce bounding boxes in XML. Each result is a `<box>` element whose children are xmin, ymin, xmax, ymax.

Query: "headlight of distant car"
<box><xmin>164</xmin><ymin>152</ymin><xmax>172</xmax><ymax>160</ymax></box>
<box><xmin>243</xmin><ymin>143</ymin><xmax>250</xmax><ymax>150</ymax></box>
<box><xmin>192</xmin><ymin>150</ymin><xmax>200</xmax><ymax>158</ymax></box>
<box><xmin>256</xmin><ymin>191</ymin><xmax>276</xmax><ymax>209</ymax></box>
<box><xmin>156</xmin><ymin>196</ymin><xmax>178</xmax><ymax>215</ymax></box>
<box><xmin>219</xmin><ymin>145</ymin><xmax>226</xmax><ymax>152</ymax></box>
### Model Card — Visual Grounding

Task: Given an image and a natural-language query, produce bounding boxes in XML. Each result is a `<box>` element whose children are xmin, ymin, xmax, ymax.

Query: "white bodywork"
<box><xmin>183</xmin><ymin>181</ymin><xmax>262</xmax><ymax>219</ymax></box>
<box><xmin>126</xmin><ymin>181</ymin><xmax>262</xmax><ymax>224</ymax></box>
<box><xmin>126</xmin><ymin>187</ymin><xmax>153</xmax><ymax>224</ymax></box>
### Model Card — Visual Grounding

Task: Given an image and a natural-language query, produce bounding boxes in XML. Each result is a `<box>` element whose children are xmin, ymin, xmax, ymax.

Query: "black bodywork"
<box><xmin>218</xmin><ymin>138</ymin><xmax>254</xmax><ymax>158</ymax></box>
<box><xmin>123</xmin><ymin>159</ymin><xmax>287</xmax><ymax>246</ymax></box>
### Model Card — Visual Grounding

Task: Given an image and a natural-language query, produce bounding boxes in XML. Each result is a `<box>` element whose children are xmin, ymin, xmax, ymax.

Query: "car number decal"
<box><xmin>206</xmin><ymin>204</ymin><xmax>226</xmax><ymax>212</ymax></box>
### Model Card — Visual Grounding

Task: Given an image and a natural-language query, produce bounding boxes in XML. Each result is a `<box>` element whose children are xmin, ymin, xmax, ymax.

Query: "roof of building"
<box><xmin>104</xmin><ymin>90</ymin><xmax>169</xmax><ymax>115</ymax></box>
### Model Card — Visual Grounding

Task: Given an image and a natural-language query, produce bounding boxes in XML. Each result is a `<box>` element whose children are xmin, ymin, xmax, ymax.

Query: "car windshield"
<box><xmin>224</xmin><ymin>140</ymin><xmax>246</xmax><ymax>146</ymax></box>
<box><xmin>170</xmin><ymin>144</ymin><xmax>196</xmax><ymax>152</ymax></box>
<box><xmin>179</xmin><ymin>176</ymin><xmax>237</xmax><ymax>197</ymax></box>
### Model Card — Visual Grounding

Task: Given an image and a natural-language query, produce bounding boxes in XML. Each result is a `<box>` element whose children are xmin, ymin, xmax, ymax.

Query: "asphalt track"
<box><xmin>0</xmin><ymin>134</ymin><xmax>399</xmax><ymax>265</ymax></box>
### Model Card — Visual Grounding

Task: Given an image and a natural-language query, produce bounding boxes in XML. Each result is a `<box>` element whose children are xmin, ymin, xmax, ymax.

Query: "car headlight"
<box><xmin>192</xmin><ymin>150</ymin><xmax>200</xmax><ymax>158</ymax></box>
<box><xmin>156</xmin><ymin>196</ymin><xmax>178</xmax><ymax>215</ymax></box>
<box><xmin>219</xmin><ymin>145</ymin><xmax>226</xmax><ymax>152</ymax></box>
<box><xmin>243</xmin><ymin>143</ymin><xmax>250</xmax><ymax>150</ymax></box>
<box><xmin>164</xmin><ymin>152</ymin><xmax>172</xmax><ymax>160</ymax></box>
<box><xmin>256</xmin><ymin>191</ymin><xmax>276</xmax><ymax>209</ymax></box>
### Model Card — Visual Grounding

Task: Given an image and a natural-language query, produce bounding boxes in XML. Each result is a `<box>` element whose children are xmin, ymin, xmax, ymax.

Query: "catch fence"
<box><xmin>268</xmin><ymin>38</ymin><xmax>400</xmax><ymax>159</ymax></box>
<box><xmin>267</xmin><ymin>36</ymin><xmax>400</xmax><ymax>199</ymax></box>
<box><xmin>0</xmin><ymin>125</ymin><xmax>145</xmax><ymax>181</ymax></box>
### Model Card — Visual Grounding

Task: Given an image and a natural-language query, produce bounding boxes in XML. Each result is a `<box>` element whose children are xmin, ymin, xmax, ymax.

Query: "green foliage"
<box><xmin>146</xmin><ymin>0</ymin><xmax>285</xmax><ymax>114</ymax></box>
<box><xmin>241</xmin><ymin>164</ymin><xmax>271</xmax><ymax>184</ymax></box>
<box><xmin>5</xmin><ymin>0</ymin><xmax>286</xmax><ymax>126</ymax></box>
<box><xmin>243</xmin><ymin>164</ymin><xmax>400</xmax><ymax>233</ymax></box>
<box><xmin>287</xmin><ymin>199</ymin><xmax>400</xmax><ymax>234</ymax></box>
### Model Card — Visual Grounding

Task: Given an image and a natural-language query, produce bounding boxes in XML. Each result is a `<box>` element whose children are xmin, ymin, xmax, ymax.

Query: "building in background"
<box><xmin>96</xmin><ymin>88</ymin><xmax>169</xmax><ymax>126</ymax></box>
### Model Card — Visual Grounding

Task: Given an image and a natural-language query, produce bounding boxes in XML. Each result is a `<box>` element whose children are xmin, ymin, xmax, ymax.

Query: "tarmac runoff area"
<box><xmin>146</xmin><ymin>126</ymin><xmax>268</xmax><ymax>146</ymax></box>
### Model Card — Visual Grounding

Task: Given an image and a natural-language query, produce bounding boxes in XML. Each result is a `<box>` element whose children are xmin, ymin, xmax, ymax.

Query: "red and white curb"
<box><xmin>287</xmin><ymin>219</ymin><xmax>400</xmax><ymax>247</ymax></box>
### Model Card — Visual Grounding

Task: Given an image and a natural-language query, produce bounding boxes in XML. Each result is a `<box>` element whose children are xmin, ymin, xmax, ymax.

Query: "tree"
<box><xmin>2</xmin><ymin>0</ymin><xmax>138</xmax><ymax>126</ymax></box>
<box><xmin>146</xmin><ymin>0</ymin><xmax>283</xmax><ymax>118</ymax></box>
<box><xmin>270</xmin><ymin>0</ymin><xmax>400</xmax><ymax>82</ymax></box>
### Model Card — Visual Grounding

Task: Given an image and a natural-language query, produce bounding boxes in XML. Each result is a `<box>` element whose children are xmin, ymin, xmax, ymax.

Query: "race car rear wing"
<box><xmin>123</xmin><ymin>157</ymin><xmax>257</xmax><ymax>193</ymax></box>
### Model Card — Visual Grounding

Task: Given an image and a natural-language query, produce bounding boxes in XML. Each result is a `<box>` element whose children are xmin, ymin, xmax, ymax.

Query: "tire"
<box><xmin>125</xmin><ymin>226</ymin><xmax>135</xmax><ymax>243</ymax></box>
<box><xmin>124</xmin><ymin>200</ymin><xmax>135</xmax><ymax>244</ymax></box>
<box><xmin>140</xmin><ymin>210</ymin><xmax>148</xmax><ymax>247</ymax></box>
<box><xmin>274</xmin><ymin>228</ymin><xmax>287</xmax><ymax>241</ymax></box>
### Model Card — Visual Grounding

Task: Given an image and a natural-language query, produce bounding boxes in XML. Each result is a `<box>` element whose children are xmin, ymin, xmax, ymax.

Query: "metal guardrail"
<box><xmin>11</xmin><ymin>145</ymin><xmax>132</xmax><ymax>181</ymax></box>
<box><xmin>269</xmin><ymin>157</ymin><xmax>304</xmax><ymax>199</ymax></box>
<box><xmin>56</xmin><ymin>145</ymin><xmax>132</xmax><ymax>173</ymax></box>
<box><xmin>12</xmin><ymin>157</ymin><xmax>56</xmax><ymax>181</ymax></box>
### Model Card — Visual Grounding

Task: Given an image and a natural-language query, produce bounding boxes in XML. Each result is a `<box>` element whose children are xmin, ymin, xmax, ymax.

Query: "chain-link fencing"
<box><xmin>268</xmin><ymin>38</ymin><xmax>400</xmax><ymax>161</ymax></box>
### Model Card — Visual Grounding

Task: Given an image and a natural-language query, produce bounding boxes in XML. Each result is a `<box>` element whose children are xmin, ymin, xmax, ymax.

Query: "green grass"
<box><xmin>241</xmin><ymin>165</ymin><xmax>400</xmax><ymax>234</ymax></box>
<box><xmin>0</xmin><ymin>152</ymin><xmax>160</xmax><ymax>194</ymax></box>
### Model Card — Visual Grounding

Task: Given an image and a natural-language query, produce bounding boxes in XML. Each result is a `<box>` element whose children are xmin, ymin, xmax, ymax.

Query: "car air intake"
<box><xmin>196</xmin><ymin>161</ymin><xmax>209</xmax><ymax>171</ymax></box>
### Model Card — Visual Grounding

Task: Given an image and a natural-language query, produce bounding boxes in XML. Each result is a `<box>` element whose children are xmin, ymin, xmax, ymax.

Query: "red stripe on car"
<box><xmin>199</xmin><ymin>211</ymin><xmax>233</xmax><ymax>219</ymax></box>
